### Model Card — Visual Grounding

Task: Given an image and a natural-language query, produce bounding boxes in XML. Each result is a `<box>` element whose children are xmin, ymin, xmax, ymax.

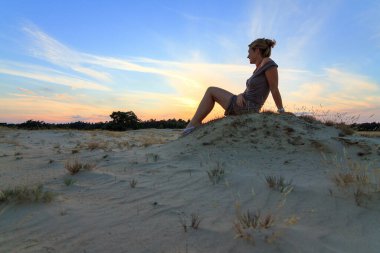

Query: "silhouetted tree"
<box><xmin>108</xmin><ymin>111</ymin><xmax>140</xmax><ymax>130</ymax></box>
<box><xmin>351</xmin><ymin>122</ymin><xmax>380</xmax><ymax>131</ymax></box>
<box><xmin>18</xmin><ymin>120</ymin><xmax>49</xmax><ymax>130</ymax></box>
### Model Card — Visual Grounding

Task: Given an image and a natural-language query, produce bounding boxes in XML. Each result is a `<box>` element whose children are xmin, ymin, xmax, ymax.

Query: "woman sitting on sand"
<box><xmin>182</xmin><ymin>38</ymin><xmax>285</xmax><ymax>135</ymax></box>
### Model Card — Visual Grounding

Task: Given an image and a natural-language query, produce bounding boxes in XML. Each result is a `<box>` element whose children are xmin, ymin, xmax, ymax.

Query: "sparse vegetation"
<box><xmin>207</xmin><ymin>162</ymin><xmax>225</xmax><ymax>185</ymax></box>
<box><xmin>333</xmin><ymin>172</ymin><xmax>369</xmax><ymax>188</ymax></box>
<box><xmin>87</xmin><ymin>141</ymin><xmax>107</xmax><ymax>150</ymax></box>
<box><xmin>146</xmin><ymin>153</ymin><xmax>159</xmax><ymax>162</ymax></box>
<box><xmin>354</xmin><ymin>188</ymin><xmax>371</xmax><ymax>207</ymax></box>
<box><xmin>324</xmin><ymin>151</ymin><xmax>380</xmax><ymax>208</ymax></box>
<box><xmin>265</xmin><ymin>176</ymin><xmax>294</xmax><ymax>194</ymax></box>
<box><xmin>117</xmin><ymin>141</ymin><xmax>130</xmax><ymax>149</ymax></box>
<box><xmin>298</xmin><ymin>115</ymin><xmax>321</xmax><ymax>124</ymax></box>
<box><xmin>65</xmin><ymin>160</ymin><xmax>82</xmax><ymax>174</ymax></box>
<box><xmin>234</xmin><ymin>209</ymin><xmax>275</xmax><ymax>244</ymax></box>
<box><xmin>179</xmin><ymin>213</ymin><xmax>188</xmax><ymax>232</ymax></box>
<box><xmin>335</xmin><ymin>123</ymin><xmax>355</xmax><ymax>136</ymax></box>
<box><xmin>65</xmin><ymin>159</ymin><xmax>95</xmax><ymax>175</ymax></box>
<box><xmin>0</xmin><ymin>184</ymin><xmax>54</xmax><ymax>203</ymax></box>
<box><xmin>130</xmin><ymin>179</ymin><xmax>138</xmax><ymax>188</ymax></box>
<box><xmin>328</xmin><ymin>155</ymin><xmax>371</xmax><ymax>189</ymax></box>
<box><xmin>64</xmin><ymin>178</ymin><xmax>76</xmax><ymax>186</ymax></box>
<box><xmin>179</xmin><ymin>212</ymin><xmax>202</xmax><ymax>232</ymax></box>
<box><xmin>83</xmin><ymin>163</ymin><xmax>95</xmax><ymax>170</ymax></box>
<box><xmin>190</xmin><ymin>213</ymin><xmax>202</xmax><ymax>229</ymax></box>
<box><xmin>261</xmin><ymin>109</ymin><xmax>277</xmax><ymax>115</ymax></box>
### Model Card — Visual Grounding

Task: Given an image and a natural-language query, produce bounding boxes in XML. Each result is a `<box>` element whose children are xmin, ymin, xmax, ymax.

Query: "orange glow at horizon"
<box><xmin>1</xmin><ymin>94</ymin><xmax>377</xmax><ymax>124</ymax></box>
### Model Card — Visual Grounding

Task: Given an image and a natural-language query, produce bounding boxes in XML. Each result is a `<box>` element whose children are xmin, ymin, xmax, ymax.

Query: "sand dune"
<box><xmin>1</xmin><ymin>113</ymin><xmax>379</xmax><ymax>253</ymax></box>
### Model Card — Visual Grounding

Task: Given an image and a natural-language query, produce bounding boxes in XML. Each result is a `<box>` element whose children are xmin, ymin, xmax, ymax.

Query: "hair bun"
<box><xmin>265</xmin><ymin>39</ymin><xmax>276</xmax><ymax>48</ymax></box>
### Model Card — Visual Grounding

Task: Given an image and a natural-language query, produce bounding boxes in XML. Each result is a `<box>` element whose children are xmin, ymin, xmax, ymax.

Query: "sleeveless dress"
<box><xmin>225</xmin><ymin>59</ymin><xmax>278</xmax><ymax>115</ymax></box>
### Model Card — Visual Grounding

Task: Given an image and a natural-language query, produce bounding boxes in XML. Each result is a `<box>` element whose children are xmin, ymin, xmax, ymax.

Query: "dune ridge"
<box><xmin>1</xmin><ymin>113</ymin><xmax>379</xmax><ymax>253</ymax></box>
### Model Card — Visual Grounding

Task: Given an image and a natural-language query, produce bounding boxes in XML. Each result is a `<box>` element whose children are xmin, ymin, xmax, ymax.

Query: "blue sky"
<box><xmin>0</xmin><ymin>0</ymin><xmax>379</xmax><ymax>123</ymax></box>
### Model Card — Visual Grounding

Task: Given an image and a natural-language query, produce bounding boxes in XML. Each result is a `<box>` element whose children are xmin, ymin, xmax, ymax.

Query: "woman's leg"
<box><xmin>187</xmin><ymin>86</ymin><xmax>234</xmax><ymax>127</ymax></box>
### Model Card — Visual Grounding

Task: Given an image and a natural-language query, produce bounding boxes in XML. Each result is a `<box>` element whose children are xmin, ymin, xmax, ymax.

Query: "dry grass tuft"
<box><xmin>146</xmin><ymin>153</ymin><xmax>159</xmax><ymax>162</ymax></box>
<box><xmin>190</xmin><ymin>213</ymin><xmax>202</xmax><ymax>229</ymax></box>
<box><xmin>325</xmin><ymin>152</ymin><xmax>380</xmax><ymax>208</ymax></box>
<box><xmin>179</xmin><ymin>212</ymin><xmax>202</xmax><ymax>232</ymax></box>
<box><xmin>207</xmin><ymin>162</ymin><xmax>225</xmax><ymax>185</ymax></box>
<box><xmin>87</xmin><ymin>141</ymin><xmax>107</xmax><ymax>150</ymax></box>
<box><xmin>65</xmin><ymin>159</ymin><xmax>95</xmax><ymax>175</ymax></box>
<box><xmin>298</xmin><ymin>115</ymin><xmax>321</xmax><ymax>124</ymax></box>
<box><xmin>83</xmin><ymin>163</ymin><xmax>96</xmax><ymax>170</ymax></box>
<box><xmin>117</xmin><ymin>141</ymin><xmax>131</xmax><ymax>149</ymax></box>
<box><xmin>329</xmin><ymin>157</ymin><xmax>371</xmax><ymax>189</ymax></box>
<box><xmin>234</xmin><ymin>209</ymin><xmax>275</xmax><ymax>244</ymax></box>
<box><xmin>333</xmin><ymin>172</ymin><xmax>369</xmax><ymax>188</ymax></box>
<box><xmin>130</xmin><ymin>179</ymin><xmax>138</xmax><ymax>188</ymax></box>
<box><xmin>354</xmin><ymin>188</ymin><xmax>371</xmax><ymax>207</ymax></box>
<box><xmin>324</xmin><ymin>120</ymin><xmax>335</xmax><ymax>126</ymax></box>
<box><xmin>265</xmin><ymin>176</ymin><xmax>294</xmax><ymax>194</ymax></box>
<box><xmin>65</xmin><ymin>160</ymin><xmax>82</xmax><ymax>174</ymax></box>
<box><xmin>0</xmin><ymin>184</ymin><xmax>54</xmax><ymax>203</ymax></box>
<box><xmin>236</xmin><ymin>210</ymin><xmax>275</xmax><ymax>230</ymax></box>
<box><xmin>335</xmin><ymin>123</ymin><xmax>355</xmax><ymax>136</ymax></box>
<box><xmin>139</xmin><ymin>136</ymin><xmax>166</xmax><ymax>147</ymax></box>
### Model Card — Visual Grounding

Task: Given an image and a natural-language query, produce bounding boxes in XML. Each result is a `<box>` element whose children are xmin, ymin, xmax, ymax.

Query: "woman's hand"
<box><xmin>236</xmin><ymin>93</ymin><xmax>246</xmax><ymax>107</ymax></box>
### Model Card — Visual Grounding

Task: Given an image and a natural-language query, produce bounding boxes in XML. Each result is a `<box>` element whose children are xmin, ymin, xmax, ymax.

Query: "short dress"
<box><xmin>225</xmin><ymin>59</ymin><xmax>278</xmax><ymax>116</ymax></box>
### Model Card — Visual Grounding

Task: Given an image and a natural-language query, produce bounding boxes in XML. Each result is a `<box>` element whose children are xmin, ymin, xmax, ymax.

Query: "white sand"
<box><xmin>1</xmin><ymin>113</ymin><xmax>380</xmax><ymax>253</ymax></box>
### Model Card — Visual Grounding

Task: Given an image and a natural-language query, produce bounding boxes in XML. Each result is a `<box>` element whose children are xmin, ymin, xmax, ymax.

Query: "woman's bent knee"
<box><xmin>206</xmin><ymin>86</ymin><xmax>220</xmax><ymax>94</ymax></box>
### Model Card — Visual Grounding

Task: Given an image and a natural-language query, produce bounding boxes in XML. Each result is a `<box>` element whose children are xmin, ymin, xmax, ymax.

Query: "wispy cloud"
<box><xmin>356</xmin><ymin>1</ymin><xmax>380</xmax><ymax>47</ymax></box>
<box><xmin>164</xmin><ymin>7</ymin><xmax>228</xmax><ymax>25</ymax></box>
<box><xmin>16</xmin><ymin>87</ymin><xmax>35</xmax><ymax>95</ymax></box>
<box><xmin>22</xmin><ymin>24</ymin><xmax>207</xmax><ymax>91</ymax></box>
<box><xmin>21</xmin><ymin>23</ymin><xmax>311</xmax><ymax>93</ymax></box>
<box><xmin>23</xmin><ymin>24</ymin><xmax>112</xmax><ymax>82</ymax></box>
<box><xmin>246</xmin><ymin>1</ymin><xmax>336</xmax><ymax>66</ymax></box>
<box><xmin>287</xmin><ymin>68</ymin><xmax>380</xmax><ymax>121</ymax></box>
<box><xmin>0</xmin><ymin>61</ymin><xmax>111</xmax><ymax>91</ymax></box>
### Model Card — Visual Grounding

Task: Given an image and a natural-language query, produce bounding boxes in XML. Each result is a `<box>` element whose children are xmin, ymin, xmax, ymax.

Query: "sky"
<box><xmin>0</xmin><ymin>0</ymin><xmax>380</xmax><ymax>124</ymax></box>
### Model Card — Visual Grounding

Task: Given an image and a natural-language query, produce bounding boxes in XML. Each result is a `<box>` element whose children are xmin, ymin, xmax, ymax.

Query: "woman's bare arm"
<box><xmin>265</xmin><ymin>67</ymin><xmax>284</xmax><ymax>111</ymax></box>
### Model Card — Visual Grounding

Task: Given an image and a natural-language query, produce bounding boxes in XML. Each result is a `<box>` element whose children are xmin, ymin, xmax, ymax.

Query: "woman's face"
<box><xmin>247</xmin><ymin>47</ymin><xmax>258</xmax><ymax>64</ymax></box>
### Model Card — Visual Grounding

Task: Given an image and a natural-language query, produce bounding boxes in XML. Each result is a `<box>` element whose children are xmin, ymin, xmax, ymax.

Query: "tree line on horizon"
<box><xmin>0</xmin><ymin>111</ymin><xmax>189</xmax><ymax>131</ymax></box>
<box><xmin>1</xmin><ymin>111</ymin><xmax>379</xmax><ymax>131</ymax></box>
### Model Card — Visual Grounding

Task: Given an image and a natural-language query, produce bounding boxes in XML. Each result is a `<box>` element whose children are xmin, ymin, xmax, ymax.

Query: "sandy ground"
<box><xmin>1</xmin><ymin>113</ymin><xmax>380</xmax><ymax>253</ymax></box>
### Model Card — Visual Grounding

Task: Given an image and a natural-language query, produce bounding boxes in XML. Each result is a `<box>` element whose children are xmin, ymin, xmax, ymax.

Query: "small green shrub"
<box><xmin>64</xmin><ymin>178</ymin><xmax>76</xmax><ymax>186</ymax></box>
